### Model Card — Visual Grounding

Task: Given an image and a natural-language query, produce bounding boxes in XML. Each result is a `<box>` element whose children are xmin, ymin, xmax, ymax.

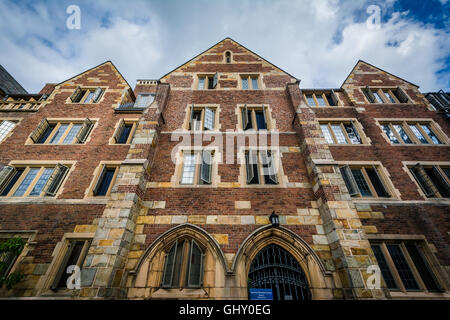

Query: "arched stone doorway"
<box><xmin>248</xmin><ymin>244</ymin><xmax>311</xmax><ymax>300</ymax></box>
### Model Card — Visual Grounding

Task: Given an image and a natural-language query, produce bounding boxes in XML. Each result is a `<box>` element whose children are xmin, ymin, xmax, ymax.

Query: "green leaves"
<box><xmin>0</xmin><ymin>237</ymin><xmax>26</xmax><ymax>290</ymax></box>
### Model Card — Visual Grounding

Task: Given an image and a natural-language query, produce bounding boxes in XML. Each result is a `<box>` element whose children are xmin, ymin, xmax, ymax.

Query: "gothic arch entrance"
<box><xmin>248</xmin><ymin>244</ymin><xmax>311</xmax><ymax>300</ymax></box>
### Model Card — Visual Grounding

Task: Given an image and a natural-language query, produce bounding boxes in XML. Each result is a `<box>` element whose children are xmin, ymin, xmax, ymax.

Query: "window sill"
<box><xmin>386</xmin><ymin>144</ymin><xmax>448</xmax><ymax>147</ymax></box>
<box><xmin>327</xmin><ymin>144</ymin><xmax>371</xmax><ymax>147</ymax></box>
<box><xmin>389</xmin><ymin>290</ymin><xmax>449</xmax><ymax>300</ymax></box>
<box><xmin>151</xmin><ymin>287</ymin><xmax>208</xmax><ymax>299</ymax></box>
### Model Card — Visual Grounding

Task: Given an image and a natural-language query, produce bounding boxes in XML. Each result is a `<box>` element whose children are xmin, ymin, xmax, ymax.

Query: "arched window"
<box><xmin>225</xmin><ymin>51</ymin><xmax>231</xmax><ymax>63</ymax></box>
<box><xmin>161</xmin><ymin>239</ymin><xmax>204</xmax><ymax>288</ymax></box>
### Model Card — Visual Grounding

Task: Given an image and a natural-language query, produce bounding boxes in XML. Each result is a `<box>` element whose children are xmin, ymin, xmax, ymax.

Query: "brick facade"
<box><xmin>0</xmin><ymin>38</ymin><xmax>448</xmax><ymax>300</ymax></box>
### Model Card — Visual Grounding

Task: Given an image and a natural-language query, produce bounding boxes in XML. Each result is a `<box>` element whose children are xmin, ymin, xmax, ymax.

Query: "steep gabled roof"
<box><xmin>0</xmin><ymin>65</ymin><xmax>28</xmax><ymax>94</ymax></box>
<box><xmin>160</xmin><ymin>37</ymin><xmax>299</xmax><ymax>81</ymax></box>
<box><xmin>341</xmin><ymin>60</ymin><xmax>419</xmax><ymax>88</ymax></box>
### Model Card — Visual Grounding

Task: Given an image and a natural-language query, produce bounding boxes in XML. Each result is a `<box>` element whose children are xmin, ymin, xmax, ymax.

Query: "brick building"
<box><xmin>0</xmin><ymin>38</ymin><xmax>448</xmax><ymax>300</ymax></box>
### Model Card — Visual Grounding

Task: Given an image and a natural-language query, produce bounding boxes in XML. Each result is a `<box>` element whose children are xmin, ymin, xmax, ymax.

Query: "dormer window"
<box><xmin>225</xmin><ymin>51</ymin><xmax>231</xmax><ymax>63</ymax></box>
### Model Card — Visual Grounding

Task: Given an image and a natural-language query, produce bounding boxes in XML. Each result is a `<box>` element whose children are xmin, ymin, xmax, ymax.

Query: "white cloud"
<box><xmin>0</xmin><ymin>0</ymin><xmax>447</xmax><ymax>93</ymax></box>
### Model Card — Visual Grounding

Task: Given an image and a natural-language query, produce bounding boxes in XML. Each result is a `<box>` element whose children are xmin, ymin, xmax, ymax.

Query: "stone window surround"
<box><xmin>336</xmin><ymin>160</ymin><xmax>401</xmax><ymax>200</ymax></box>
<box><xmin>170</xmin><ymin>146</ymin><xmax>221</xmax><ymax>188</ymax></box>
<box><xmin>239</xmin><ymin>74</ymin><xmax>261</xmax><ymax>90</ymax></box>
<box><xmin>1</xmin><ymin>160</ymin><xmax>76</xmax><ymax>199</ymax></box>
<box><xmin>401</xmin><ymin>161</ymin><xmax>450</xmax><ymax>201</ymax></box>
<box><xmin>361</xmin><ymin>86</ymin><xmax>411</xmax><ymax>104</ymax></box>
<box><xmin>367</xmin><ymin>234</ymin><xmax>448</xmax><ymax>298</ymax></box>
<box><xmin>108</xmin><ymin>118</ymin><xmax>139</xmax><ymax>145</ymax></box>
<box><xmin>84</xmin><ymin>161</ymin><xmax>121</xmax><ymax>198</ymax></box>
<box><xmin>302</xmin><ymin>90</ymin><xmax>342</xmax><ymax>107</ymax></box>
<box><xmin>25</xmin><ymin>118</ymin><xmax>99</xmax><ymax>146</ymax></box>
<box><xmin>318</xmin><ymin>118</ymin><xmax>371</xmax><ymax>145</ymax></box>
<box><xmin>375</xmin><ymin>118</ymin><xmax>449</xmax><ymax>146</ymax></box>
<box><xmin>235</xmin><ymin>104</ymin><xmax>276</xmax><ymax>132</ymax></box>
<box><xmin>38</xmin><ymin>232</ymin><xmax>94</xmax><ymax>297</ymax></box>
<box><xmin>182</xmin><ymin>104</ymin><xmax>221</xmax><ymax>132</ymax></box>
<box><xmin>237</xmin><ymin>146</ymin><xmax>287</xmax><ymax>188</ymax></box>
<box><xmin>0</xmin><ymin>117</ymin><xmax>22</xmax><ymax>144</ymax></box>
<box><xmin>194</xmin><ymin>74</ymin><xmax>217</xmax><ymax>90</ymax></box>
<box><xmin>0</xmin><ymin>230</ymin><xmax>37</xmax><ymax>280</ymax></box>
<box><xmin>65</xmin><ymin>86</ymin><xmax>108</xmax><ymax>105</ymax></box>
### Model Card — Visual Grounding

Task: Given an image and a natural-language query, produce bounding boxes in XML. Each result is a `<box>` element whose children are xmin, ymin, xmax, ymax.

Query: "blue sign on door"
<box><xmin>249</xmin><ymin>288</ymin><xmax>273</xmax><ymax>300</ymax></box>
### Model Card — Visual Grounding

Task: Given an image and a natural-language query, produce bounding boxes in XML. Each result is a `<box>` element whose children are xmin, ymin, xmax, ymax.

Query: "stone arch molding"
<box><xmin>131</xmin><ymin>223</ymin><xmax>229</xmax><ymax>285</ymax></box>
<box><xmin>232</xmin><ymin>225</ymin><xmax>334</xmax><ymax>299</ymax></box>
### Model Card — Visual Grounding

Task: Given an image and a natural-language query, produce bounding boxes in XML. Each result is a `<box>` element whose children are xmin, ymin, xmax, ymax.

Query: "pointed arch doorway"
<box><xmin>248</xmin><ymin>244</ymin><xmax>311</xmax><ymax>300</ymax></box>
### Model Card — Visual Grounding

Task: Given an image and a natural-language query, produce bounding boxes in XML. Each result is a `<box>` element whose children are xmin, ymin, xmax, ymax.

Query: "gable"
<box><xmin>160</xmin><ymin>38</ymin><xmax>298</xmax><ymax>83</ymax></box>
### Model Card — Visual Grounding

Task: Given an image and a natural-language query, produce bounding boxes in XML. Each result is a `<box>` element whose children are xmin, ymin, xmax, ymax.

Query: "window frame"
<box><xmin>160</xmin><ymin>238</ymin><xmax>205</xmax><ymax>289</ymax></box>
<box><xmin>0</xmin><ymin>163</ymin><xmax>70</xmax><ymax>198</ymax></box>
<box><xmin>111</xmin><ymin>119</ymin><xmax>138</xmax><ymax>145</ymax></box>
<box><xmin>244</xmin><ymin>149</ymin><xmax>280</xmax><ymax>186</ymax></box>
<box><xmin>29</xmin><ymin>118</ymin><xmax>95</xmax><ymax>145</ymax></box>
<box><xmin>239</xmin><ymin>104</ymin><xmax>271</xmax><ymax>131</ymax></box>
<box><xmin>179</xmin><ymin>150</ymin><xmax>214</xmax><ymax>186</ymax></box>
<box><xmin>319</xmin><ymin>120</ymin><xmax>365</xmax><ymax>145</ymax></box>
<box><xmin>0</xmin><ymin>119</ymin><xmax>18</xmax><ymax>143</ymax></box>
<box><xmin>303</xmin><ymin>90</ymin><xmax>340</xmax><ymax>107</ymax></box>
<box><xmin>378</xmin><ymin>120</ymin><xmax>448</xmax><ymax>146</ymax></box>
<box><xmin>370</xmin><ymin>240</ymin><xmax>445</xmax><ymax>294</ymax></box>
<box><xmin>90</xmin><ymin>163</ymin><xmax>120</xmax><ymax>197</ymax></box>
<box><xmin>186</xmin><ymin>105</ymin><xmax>218</xmax><ymax>131</ymax></box>
<box><xmin>69</xmin><ymin>86</ymin><xmax>105</xmax><ymax>104</ymax></box>
<box><xmin>240</xmin><ymin>75</ymin><xmax>260</xmax><ymax>90</ymax></box>
<box><xmin>196</xmin><ymin>74</ymin><xmax>218</xmax><ymax>90</ymax></box>
<box><xmin>362</xmin><ymin>87</ymin><xmax>410</xmax><ymax>104</ymax></box>
<box><xmin>339</xmin><ymin>164</ymin><xmax>393</xmax><ymax>199</ymax></box>
<box><xmin>408</xmin><ymin>164</ymin><xmax>450</xmax><ymax>198</ymax></box>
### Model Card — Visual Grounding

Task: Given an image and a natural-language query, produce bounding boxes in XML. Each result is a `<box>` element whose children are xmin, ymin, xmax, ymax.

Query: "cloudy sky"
<box><xmin>0</xmin><ymin>0</ymin><xmax>448</xmax><ymax>93</ymax></box>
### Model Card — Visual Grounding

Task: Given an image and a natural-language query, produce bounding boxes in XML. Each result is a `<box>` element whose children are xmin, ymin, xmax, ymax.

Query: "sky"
<box><xmin>0</xmin><ymin>0</ymin><xmax>449</xmax><ymax>93</ymax></box>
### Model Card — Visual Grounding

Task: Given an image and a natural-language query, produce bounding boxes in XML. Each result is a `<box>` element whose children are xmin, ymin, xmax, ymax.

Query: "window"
<box><xmin>70</xmin><ymin>87</ymin><xmax>104</xmax><ymax>103</ymax></box>
<box><xmin>225</xmin><ymin>51</ymin><xmax>231</xmax><ymax>63</ymax></box>
<box><xmin>92</xmin><ymin>165</ymin><xmax>119</xmax><ymax>196</ymax></box>
<box><xmin>245</xmin><ymin>150</ymin><xmax>278</xmax><ymax>185</ymax></box>
<box><xmin>180</xmin><ymin>151</ymin><xmax>213</xmax><ymax>185</ymax></box>
<box><xmin>362</xmin><ymin>87</ymin><xmax>409</xmax><ymax>104</ymax></box>
<box><xmin>371</xmin><ymin>241</ymin><xmax>442</xmax><ymax>293</ymax></box>
<box><xmin>0</xmin><ymin>120</ymin><xmax>17</xmax><ymax>142</ymax></box>
<box><xmin>187</xmin><ymin>105</ymin><xmax>216</xmax><ymax>131</ymax></box>
<box><xmin>0</xmin><ymin>164</ymin><xmax>69</xmax><ymax>197</ymax></box>
<box><xmin>197</xmin><ymin>73</ymin><xmax>218</xmax><ymax>90</ymax></box>
<box><xmin>51</xmin><ymin>239</ymin><xmax>90</xmax><ymax>290</ymax></box>
<box><xmin>161</xmin><ymin>239</ymin><xmax>204</xmax><ymax>288</ymax></box>
<box><xmin>304</xmin><ymin>91</ymin><xmax>339</xmax><ymax>107</ymax></box>
<box><xmin>339</xmin><ymin>165</ymin><xmax>390</xmax><ymax>198</ymax></box>
<box><xmin>380</xmin><ymin>121</ymin><xmax>445</xmax><ymax>145</ymax></box>
<box><xmin>112</xmin><ymin>119</ymin><xmax>137</xmax><ymax>144</ymax></box>
<box><xmin>241</xmin><ymin>105</ymin><xmax>269</xmax><ymax>130</ymax></box>
<box><xmin>409</xmin><ymin>164</ymin><xmax>450</xmax><ymax>198</ymax></box>
<box><xmin>320</xmin><ymin>121</ymin><xmax>362</xmax><ymax>144</ymax></box>
<box><xmin>241</xmin><ymin>76</ymin><xmax>259</xmax><ymax>90</ymax></box>
<box><xmin>29</xmin><ymin>118</ymin><xmax>94</xmax><ymax>145</ymax></box>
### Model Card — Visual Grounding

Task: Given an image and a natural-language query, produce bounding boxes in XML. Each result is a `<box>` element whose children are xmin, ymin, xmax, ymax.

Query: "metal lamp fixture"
<box><xmin>269</xmin><ymin>211</ymin><xmax>279</xmax><ymax>227</ymax></box>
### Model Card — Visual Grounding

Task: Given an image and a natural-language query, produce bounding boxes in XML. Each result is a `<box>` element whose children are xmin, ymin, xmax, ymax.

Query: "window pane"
<box><xmin>37</xmin><ymin>125</ymin><xmax>56</xmax><ymax>144</ymax></box>
<box><xmin>371</xmin><ymin>245</ymin><xmax>398</xmax><ymax>290</ymax></box>
<box><xmin>29</xmin><ymin>168</ymin><xmax>54</xmax><ymax>196</ymax></box>
<box><xmin>204</xmin><ymin>108</ymin><xmax>215</xmax><ymax>130</ymax></box>
<box><xmin>208</xmin><ymin>77</ymin><xmax>214</xmax><ymax>89</ymax></box>
<box><xmin>242</xmin><ymin>78</ymin><xmax>248</xmax><ymax>90</ymax></box>
<box><xmin>351</xmin><ymin>169</ymin><xmax>372</xmax><ymax>196</ymax></box>
<box><xmin>325</xmin><ymin>94</ymin><xmax>335</xmax><ymax>106</ymax></box>
<box><xmin>344</xmin><ymin>123</ymin><xmax>361</xmax><ymax>144</ymax></box>
<box><xmin>62</xmin><ymin>124</ymin><xmax>82</xmax><ymax>144</ymax></box>
<box><xmin>172</xmin><ymin>241</ymin><xmax>184</xmax><ymax>287</ymax></box>
<box><xmin>198</xmin><ymin>78</ymin><xmax>205</xmax><ymax>90</ymax></box>
<box><xmin>251</xmin><ymin>78</ymin><xmax>258</xmax><ymax>90</ymax></box>
<box><xmin>1</xmin><ymin>169</ymin><xmax>24</xmax><ymax>196</ymax></box>
<box><xmin>443</xmin><ymin>168</ymin><xmax>450</xmax><ymax>180</ymax></box>
<box><xmin>405</xmin><ymin>244</ymin><xmax>440</xmax><ymax>292</ymax></box>
<box><xmin>181</xmin><ymin>154</ymin><xmax>196</xmax><ymax>184</ymax></box>
<box><xmin>331</xmin><ymin>124</ymin><xmax>347</xmax><ymax>144</ymax></box>
<box><xmin>365</xmin><ymin>167</ymin><xmax>389</xmax><ymax>197</ymax></box>
<box><xmin>408</xmin><ymin>125</ymin><xmax>428</xmax><ymax>144</ymax></box>
<box><xmin>83</xmin><ymin>91</ymin><xmax>94</xmax><ymax>103</ymax></box>
<box><xmin>420</xmin><ymin>125</ymin><xmax>441</xmax><ymax>144</ymax></box>
<box><xmin>117</xmin><ymin>124</ymin><xmax>132</xmax><ymax>144</ymax></box>
<box><xmin>96</xmin><ymin>168</ymin><xmax>116</xmax><ymax>196</ymax></box>
<box><xmin>306</xmin><ymin>95</ymin><xmax>315</xmax><ymax>106</ymax></box>
<box><xmin>57</xmin><ymin>241</ymin><xmax>85</xmax><ymax>289</ymax></box>
<box><xmin>187</xmin><ymin>241</ymin><xmax>203</xmax><ymax>287</ymax></box>
<box><xmin>425</xmin><ymin>167</ymin><xmax>450</xmax><ymax>197</ymax></box>
<box><xmin>320</xmin><ymin>125</ymin><xmax>334</xmax><ymax>144</ymax></box>
<box><xmin>255</xmin><ymin>111</ymin><xmax>266</xmax><ymax>130</ymax></box>
<box><xmin>49</xmin><ymin>124</ymin><xmax>69</xmax><ymax>144</ymax></box>
<box><xmin>383</xmin><ymin>91</ymin><xmax>396</xmax><ymax>103</ymax></box>
<box><xmin>316</xmin><ymin>95</ymin><xmax>326</xmax><ymax>106</ymax></box>
<box><xmin>373</xmin><ymin>91</ymin><xmax>384</xmax><ymax>103</ymax></box>
<box><xmin>382</xmin><ymin>125</ymin><xmax>400</xmax><ymax>144</ymax></box>
<box><xmin>393</xmin><ymin>124</ymin><xmax>413</xmax><ymax>144</ymax></box>
<box><xmin>410</xmin><ymin>167</ymin><xmax>434</xmax><ymax>197</ymax></box>
<box><xmin>386</xmin><ymin>244</ymin><xmax>419</xmax><ymax>291</ymax></box>
<box><xmin>0</xmin><ymin>120</ymin><xmax>16</xmax><ymax>142</ymax></box>
<box><xmin>13</xmin><ymin>168</ymin><xmax>39</xmax><ymax>196</ymax></box>
<box><xmin>191</xmin><ymin>111</ymin><xmax>202</xmax><ymax>131</ymax></box>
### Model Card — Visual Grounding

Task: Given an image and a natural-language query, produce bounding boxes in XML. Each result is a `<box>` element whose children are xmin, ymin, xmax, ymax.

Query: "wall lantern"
<box><xmin>269</xmin><ymin>211</ymin><xmax>280</xmax><ymax>227</ymax></box>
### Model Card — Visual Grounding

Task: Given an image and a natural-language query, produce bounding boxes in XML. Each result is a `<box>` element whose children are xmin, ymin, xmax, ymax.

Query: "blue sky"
<box><xmin>0</xmin><ymin>0</ymin><xmax>448</xmax><ymax>92</ymax></box>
